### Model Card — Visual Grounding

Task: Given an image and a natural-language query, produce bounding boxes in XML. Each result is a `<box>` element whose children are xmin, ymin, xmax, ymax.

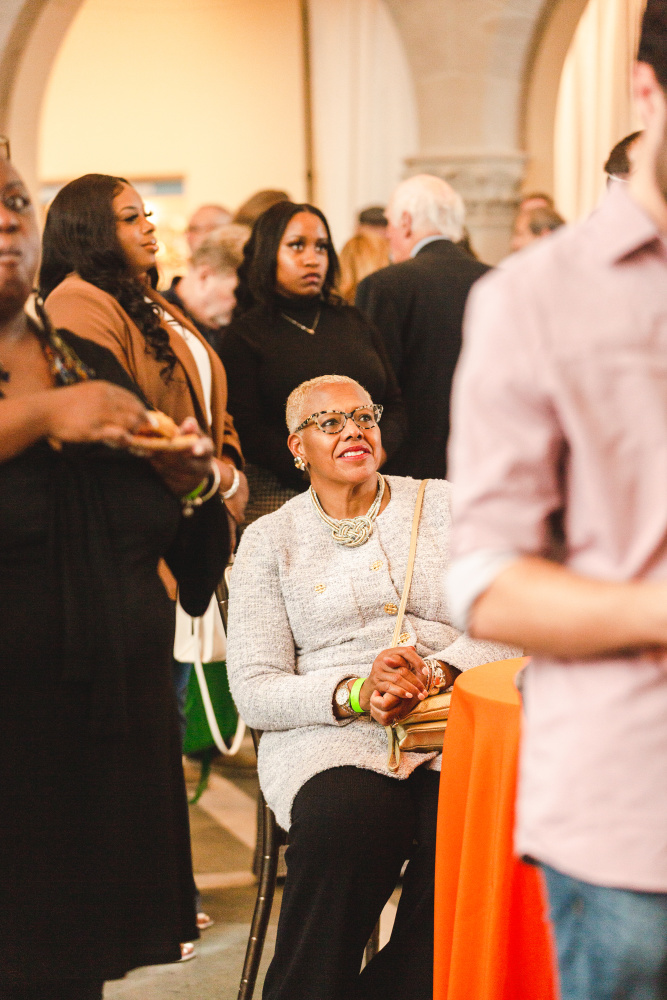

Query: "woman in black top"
<box><xmin>219</xmin><ymin>201</ymin><xmax>405</xmax><ymax>520</ymax></box>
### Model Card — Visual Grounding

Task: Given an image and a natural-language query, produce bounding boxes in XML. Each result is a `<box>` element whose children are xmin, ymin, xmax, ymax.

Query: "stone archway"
<box><xmin>0</xmin><ymin>0</ymin><xmax>590</xmax><ymax>260</ymax></box>
<box><xmin>382</xmin><ymin>0</ymin><xmax>589</xmax><ymax>259</ymax></box>
<box><xmin>522</xmin><ymin>0</ymin><xmax>590</xmax><ymax>195</ymax></box>
<box><xmin>0</xmin><ymin>0</ymin><xmax>85</xmax><ymax>198</ymax></box>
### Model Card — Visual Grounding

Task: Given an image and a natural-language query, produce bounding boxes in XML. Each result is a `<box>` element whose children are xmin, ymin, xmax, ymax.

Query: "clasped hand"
<box><xmin>356</xmin><ymin>646</ymin><xmax>430</xmax><ymax>727</ymax></box>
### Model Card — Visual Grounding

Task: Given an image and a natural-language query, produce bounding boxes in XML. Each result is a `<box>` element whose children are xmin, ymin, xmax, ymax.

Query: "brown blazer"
<box><xmin>45</xmin><ymin>273</ymin><xmax>243</xmax><ymax>465</ymax></box>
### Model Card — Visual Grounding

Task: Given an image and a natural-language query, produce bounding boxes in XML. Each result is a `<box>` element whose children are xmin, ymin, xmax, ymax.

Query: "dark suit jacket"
<box><xmin>356</xmin><ymin>238</ymin><xmax>490</xmax><ymax>478</ymax></box>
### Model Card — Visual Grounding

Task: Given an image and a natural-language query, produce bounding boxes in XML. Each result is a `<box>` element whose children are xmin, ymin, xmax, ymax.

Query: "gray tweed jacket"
<box><xmin>226</xmin><ymin>476</ymin><xmax>518</xmax><ymax>829</ymax></box>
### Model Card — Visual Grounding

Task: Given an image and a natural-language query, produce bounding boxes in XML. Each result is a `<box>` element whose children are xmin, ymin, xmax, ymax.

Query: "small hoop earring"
<box><xmin>294</xmin><ymin>456</ymin><xmax>306</xmax><ymax>471</ymax></box>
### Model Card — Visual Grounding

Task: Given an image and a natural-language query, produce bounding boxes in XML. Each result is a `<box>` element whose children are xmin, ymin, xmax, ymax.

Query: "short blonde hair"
<box><xmin>285</xmin><ymin>375</ymin><xmax>371</xmax><ymax>433</ymax></box>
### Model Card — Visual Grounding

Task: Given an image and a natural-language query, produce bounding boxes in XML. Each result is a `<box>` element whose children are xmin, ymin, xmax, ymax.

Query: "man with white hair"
<box><xmin>355</xmin><ymin>174</ymin><xmax>489</xmax><ymax>478</ymax></box>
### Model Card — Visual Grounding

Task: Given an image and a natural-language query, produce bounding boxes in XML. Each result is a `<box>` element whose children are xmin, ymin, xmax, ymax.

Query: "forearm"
<box><xmin>0</xmin><ymin>393</ymin><xmax>53</xmax><ymax>462</ymax></box>
<box><xmin>470</xmin><ymin>555</ymin><xmax>667</xmax><ymax>657</ymax></box>
<box><xmin>228</xmin><ymin>663</ymin><xmax>360</xmax><ymax>731</ymax></box>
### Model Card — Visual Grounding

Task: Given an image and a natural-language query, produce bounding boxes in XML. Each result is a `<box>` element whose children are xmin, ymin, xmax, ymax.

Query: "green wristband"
<box><xmin>350</xmin><ymin>677</ymin><xmax>366</xmax><ymax>714</ymax></box>
<box><xmin>183</xmin><ymin>476</ymin><xmax>209</xmax><ymax>502</ymax></box>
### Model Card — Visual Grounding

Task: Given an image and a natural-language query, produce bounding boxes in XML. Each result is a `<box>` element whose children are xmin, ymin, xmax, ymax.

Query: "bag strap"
<box><xmin>192</xmin><ymin>616</ymin><xmax>246</xmax><ymax>757</ymax></box>
<box><xmin>390</xmin><ymin>479</ymin><xmax>428</xmax><ymax>648</ymax></box>
<box><xmin>386</xmin><ymin>479</ymin><xmax>428</xmax><ymax>772</ymax></box>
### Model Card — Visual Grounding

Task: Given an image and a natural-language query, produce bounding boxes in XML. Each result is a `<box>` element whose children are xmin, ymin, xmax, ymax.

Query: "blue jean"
<box><xmin>172</xmin><ymin>658</ymin><xmax>193</xmax><ymax>743</ymax></box>
<box><xmin>541</xmin><ymin>863</ymin><xmax>667</xmax><ymax>1000</ymax></box>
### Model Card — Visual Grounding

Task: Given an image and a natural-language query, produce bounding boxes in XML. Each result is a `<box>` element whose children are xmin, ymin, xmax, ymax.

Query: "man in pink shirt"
<box><xmin>447</xmin><ymin>3</ymin><xmax>667</xmax><ymax>997</ymax></box>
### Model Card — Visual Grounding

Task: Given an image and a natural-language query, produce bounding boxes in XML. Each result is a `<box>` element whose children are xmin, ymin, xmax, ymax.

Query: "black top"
<box><xmin>356</xmin><ymin>239</ymin><xmax>490</xmax><ymax>479</ymax></box>
<box><xmin>0</xmin><ymin>330</ymin><xmax>229</xmax><ymax>984</ymax></box>
<box><xmin>219</xmin><ymin>296</ymin><xmax>406</xmax><ymax>490</ymax></box>
<box><xmin>163</xmin><ymin>276</ymin><xmax>225</xmax><ymax>353</ymax></box>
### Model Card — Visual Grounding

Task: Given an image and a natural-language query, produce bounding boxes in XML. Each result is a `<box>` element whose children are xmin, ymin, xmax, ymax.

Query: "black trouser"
<box><xmin>263</xmin><ymin>765</ymin><xmax>440</xmax><ymax>1000</ymax></box>
<box><xmin>2</xmin><ymin>981</ymin><xmax>104</xmax><ymax>999</ymax></box>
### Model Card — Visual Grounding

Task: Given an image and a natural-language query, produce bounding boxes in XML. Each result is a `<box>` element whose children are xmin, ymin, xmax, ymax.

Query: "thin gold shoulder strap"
<box><xmin>390</xmin><ymin>479</ymin><xmax>429</xmax><ymax>647</ymax></box>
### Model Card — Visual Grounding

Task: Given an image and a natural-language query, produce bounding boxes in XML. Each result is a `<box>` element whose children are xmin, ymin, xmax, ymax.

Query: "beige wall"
<box><xmin>0</xmin><ymin>0</ymin><xmax>611</xmax><ymax>264</ymax></box>
<box><xmin>38</xmin><ymin>0</ymin><xmax>307</xmax><ymax>215</ymax></box>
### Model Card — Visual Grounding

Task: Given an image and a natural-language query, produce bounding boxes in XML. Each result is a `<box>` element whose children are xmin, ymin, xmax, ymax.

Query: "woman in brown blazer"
<box><xmin>39</xmin><ymin>173</ymin><xmax>246</xmax><ymax>953</ymax></box>
<box><xmin>39</xmin><ymin>173</ymin><xmax>247</xmax><ymax>526</ymax></box>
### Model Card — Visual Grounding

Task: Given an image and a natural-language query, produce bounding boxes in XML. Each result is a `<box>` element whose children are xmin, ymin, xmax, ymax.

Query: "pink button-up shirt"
<box><xmin>448</xmin><ymin>184</ymin><xmax>667</xmax><ymax>891</ymax></box>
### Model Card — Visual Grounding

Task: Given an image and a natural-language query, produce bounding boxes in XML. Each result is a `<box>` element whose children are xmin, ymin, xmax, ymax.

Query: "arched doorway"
<box><xmin>521</xmin><ymin>0</ymin><xmax>591</xmax><ymax>197</ymax></box>
<box><xmin>1</xmin><ymin>0</ymin><xmax>418</xmax><ymax>253</ymax></box>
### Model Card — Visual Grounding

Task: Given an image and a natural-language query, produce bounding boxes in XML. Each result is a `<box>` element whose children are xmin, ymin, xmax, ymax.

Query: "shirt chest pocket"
<box><xmin>280</xmin><ymin>570</ymin><xmax>365</xmax><ymax>651</ymax></box>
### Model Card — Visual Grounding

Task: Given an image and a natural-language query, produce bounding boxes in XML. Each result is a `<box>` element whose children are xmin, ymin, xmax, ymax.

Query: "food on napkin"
<box><xmin>127</xmin><ymin>410</ymin><xmax>200</xmax><ymax>451</ymax></box>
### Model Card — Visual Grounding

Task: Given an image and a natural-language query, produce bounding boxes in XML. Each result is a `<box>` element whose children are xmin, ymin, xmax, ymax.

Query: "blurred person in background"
<box><xmin>186</xmin><ymin>203</ymin><xmax>233</xmax><ymax>253</ymax></box>
<box><xmin>163</xmin><ymin>223</ymin><xmax>249</xmax><ymax>353</ymax></box>
<box><xmin>356</xmin><ymin>204</ymin><xmax>388</xmax><ymax>239</ymax></box>
<box><xmin>516</xmin><ymin>191</ymin><xmax>554</xmax><ymax>214</ymax></box>
<box><xmin>510</xmin><ymin>191</ymin><xmax>555</xmax><ymax>251</ymax></box>
<box><xmin>509</xmin><ymin>205</ymin><xmax>566</xmax><ymax>253</ymax></box>
<box><xmin>456</xmin><ymin>226</ymin><xmax>479</xmax><ymax>259</ymax></box>
<box><xmin>338</xmin><ymin>231</ymin><xmax>390</xmax><ymax>304</ymax></box>
<box><xmin>356</xmin><ymin>174</ymin><xmax>488</xmax><ymax>480</ymax></box>
<box><xmin>0</xmin><ymin>156</ymin><xmax>231</xmax><ymax>1000</ymax></box>
<box><xmin>605</xmin><ymin>130</ymin><xmax>643</xmax><ymax>182</ymax></box>
<box><xmin>233</xmin><ymin>188</ymin><xmax>290</xmax><ymax>228</ymax></box>
<box><xmin>220</xmin><ymin>200</ymin><xmax>406</xmax><ymax>523</ymax></box>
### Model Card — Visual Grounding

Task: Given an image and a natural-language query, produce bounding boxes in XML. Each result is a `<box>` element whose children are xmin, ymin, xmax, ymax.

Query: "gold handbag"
<box><xmin>385</xmin><ymin>479</ymin><xmax>451</xmax><ymax>772</ymax></box>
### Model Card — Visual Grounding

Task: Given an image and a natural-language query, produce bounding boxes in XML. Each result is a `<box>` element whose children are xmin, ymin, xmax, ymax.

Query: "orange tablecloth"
<box><xmin>434</xmin><ymin>658</ymin><xmax>557</xmax><ymax>1000</ymax></box>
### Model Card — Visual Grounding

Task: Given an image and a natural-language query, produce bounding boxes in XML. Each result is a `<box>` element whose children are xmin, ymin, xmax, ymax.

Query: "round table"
<box><xmin>434</xmin><ymin>658</ymin><xmax>557</xmax><ymax>1000</ymax></box>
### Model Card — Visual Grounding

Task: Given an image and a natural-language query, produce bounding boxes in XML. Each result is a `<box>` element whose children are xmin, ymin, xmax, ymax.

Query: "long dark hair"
<box><xmin>39</xmin><ymin>173</ymin><xmax>176</xmax><ymax>376</ymax></box>
<box><xmin>233</xmin><ymin>201</ymin><xmax>341</xmax><ymax>318</ymax></box>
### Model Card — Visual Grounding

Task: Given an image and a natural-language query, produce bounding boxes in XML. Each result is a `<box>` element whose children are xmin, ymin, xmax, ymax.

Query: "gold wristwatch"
<box><xmin>334</xmin><ymin>678</ymin><xmax>357</xmax><ymax>717</ymax></box>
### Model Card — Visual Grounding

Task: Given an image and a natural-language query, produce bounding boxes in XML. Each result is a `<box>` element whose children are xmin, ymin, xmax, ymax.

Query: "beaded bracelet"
<box><xmin>422</xmin><ymin>657</ymin><xmax>449</xmax><ymax>694</ymax></box>
<box><xmin>181</xmin><ymin>462</ymin><xmax>221</xmax><ymax>518</ymax></box>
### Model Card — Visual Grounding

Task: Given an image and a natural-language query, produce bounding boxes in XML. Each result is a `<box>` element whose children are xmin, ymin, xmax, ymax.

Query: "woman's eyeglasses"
<box><xmin>0</xmin><ymin>136</ymin><xmax>10</xmax><ymax>161</ymax></box>
<box><xmin>295</xmin><ymin>404</ymin><xmax>383</xmax><ymax>435</ymax></box>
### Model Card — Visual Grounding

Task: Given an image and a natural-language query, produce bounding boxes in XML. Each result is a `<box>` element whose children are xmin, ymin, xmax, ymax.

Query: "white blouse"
<box><xmin>151</xmin><ymin>298</ymin><xmax>213</xmax><ymax>425</ymax></box>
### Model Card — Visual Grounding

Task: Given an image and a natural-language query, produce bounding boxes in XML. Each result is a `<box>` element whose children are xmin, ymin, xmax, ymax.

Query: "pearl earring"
<box><xmin>294</xmin><ymin>456</ymin><xmax>306</xmax><ymax>471</ymax></box>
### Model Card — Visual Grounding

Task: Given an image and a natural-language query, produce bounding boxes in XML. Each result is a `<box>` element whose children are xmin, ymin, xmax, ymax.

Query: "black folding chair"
<box><xmin>237</xmin><ymin>728</ymin><xmax>381</xmax><ymax>1000</ymax></box>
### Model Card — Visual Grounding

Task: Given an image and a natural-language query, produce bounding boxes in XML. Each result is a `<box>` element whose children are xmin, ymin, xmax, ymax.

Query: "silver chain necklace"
<box><xmin>281</xmin><ymin>308</ymin><xmax>321</xmax><ymax>336</ymax></box>
<box><xmin>310</xmin><ymin>473</ymin><xmax>385</xmax><ymax>547</ymax></box>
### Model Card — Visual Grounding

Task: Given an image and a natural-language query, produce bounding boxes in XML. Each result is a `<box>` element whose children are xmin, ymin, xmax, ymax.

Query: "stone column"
<box><xmin>386</xmin><ymin>0</ymin><xmax>555</xmax><ymax>263</ymax></box>
<box><xmin>404</xmin><ymin>151</ymin><xmax>526</xmax><ymax>264</ymax></box>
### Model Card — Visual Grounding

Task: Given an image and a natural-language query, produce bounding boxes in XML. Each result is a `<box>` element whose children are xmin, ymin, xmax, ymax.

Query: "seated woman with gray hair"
<box><xmin>226</xmin><ymin>374</ymin><xmax>517</xmax><ymax>1000</ymax></box>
